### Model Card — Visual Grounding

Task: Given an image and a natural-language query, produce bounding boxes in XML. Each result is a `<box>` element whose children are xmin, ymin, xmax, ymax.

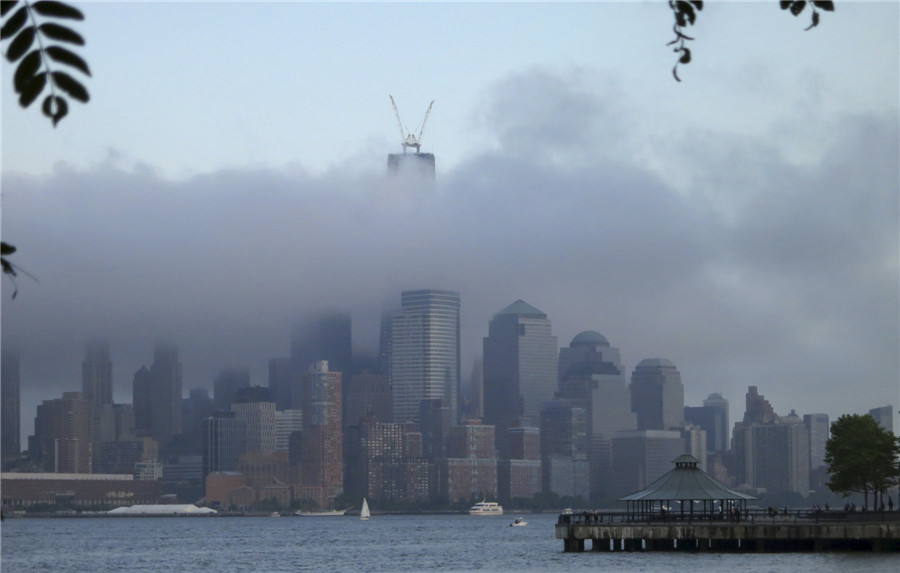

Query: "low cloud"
<box><xmin>3</xmin><ymin>68</ymin><xmax>897</xmax><ymax>439</ymax></box>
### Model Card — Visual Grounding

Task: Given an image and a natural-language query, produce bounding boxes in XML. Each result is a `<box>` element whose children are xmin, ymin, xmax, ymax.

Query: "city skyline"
<box><xmin>2</xmin><ymin>3</ymin><xmax>898</xmax><ymax>451</ymax></box>
<box><xmin>4</xmin><ymin>301</ymin><xmax>896</xmax><ymax>452</ymax></box>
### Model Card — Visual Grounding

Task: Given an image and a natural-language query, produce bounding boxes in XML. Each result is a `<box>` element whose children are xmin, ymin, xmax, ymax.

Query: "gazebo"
<box><xmin>618</xmin><ymin>454</ymin><xmax>757</xmax><ymax>521</ymax></box>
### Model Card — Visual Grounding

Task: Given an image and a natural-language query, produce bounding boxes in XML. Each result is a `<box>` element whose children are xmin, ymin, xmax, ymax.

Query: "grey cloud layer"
<box><xmin>3</xmin><ymin>69</ymin><xmax>897</xmax><ymax>437</ymax></box>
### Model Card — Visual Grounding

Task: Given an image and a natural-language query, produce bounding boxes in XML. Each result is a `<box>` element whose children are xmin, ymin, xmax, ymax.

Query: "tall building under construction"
<box><xmin>388</xmin><ymin>96</ymin><xmax>435</xmax><ymax>179</ymax></box>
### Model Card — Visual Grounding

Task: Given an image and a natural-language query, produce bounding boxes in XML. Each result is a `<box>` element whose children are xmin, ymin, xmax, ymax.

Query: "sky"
<box><xmin>2</xmin><ymin>1</ymin><xmax>898</xmax><ymax>445</ymax></box>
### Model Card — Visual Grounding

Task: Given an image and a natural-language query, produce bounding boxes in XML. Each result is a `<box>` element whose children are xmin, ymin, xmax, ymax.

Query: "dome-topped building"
<box><xmin>569</xmin><ymin>330</ymin><xmax>610</xmax><ymax>348</ymax></box>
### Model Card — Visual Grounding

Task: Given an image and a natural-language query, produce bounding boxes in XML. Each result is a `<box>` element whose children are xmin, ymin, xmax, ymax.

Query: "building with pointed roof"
<box><xmin>483</xmin><ymin>299</ymin><xmax>557</xmax><ymax>457</ymax></box>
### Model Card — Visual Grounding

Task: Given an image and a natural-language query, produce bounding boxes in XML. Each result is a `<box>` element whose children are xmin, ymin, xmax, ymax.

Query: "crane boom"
<box><xmin>416</xmin><ymin>100</ymin><xmax>435</xmax><ymax>147</ymax></box>
<box><xmin>389</xmin><ymin>95</ymin><xmax>434</xmax><ymax>153</ymax></box>
<box><xmin>389</xmin><ymin>95</ymin><xmax>407</xmax><ymax>144</ymax></box>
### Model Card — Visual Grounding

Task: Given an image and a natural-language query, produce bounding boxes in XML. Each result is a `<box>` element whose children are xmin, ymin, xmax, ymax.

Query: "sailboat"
<box><xmin>360</xmin><ymin>497</ymin><xmax>371</xmax><ymax>521</ymax></box>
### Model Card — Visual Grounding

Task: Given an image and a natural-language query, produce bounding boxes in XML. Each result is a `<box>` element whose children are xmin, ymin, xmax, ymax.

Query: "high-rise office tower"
<box><xmin>268</xmin><ymin>357</ymin><xmax>294</xmax><ymax>411</ymax></box>
<box><xmin>231</xmin><ymin>386</ymin><xmax>276</xmax><ymax>452</ymax></box>
<box><xmin>274</xmin><ymin>409</ymin><xmax>304</xmax><ymax>451</ymax></box>
<box><xmin>557</xmin><ymin>331</ymin><xmax>635</xmax><ymax>499</ymax></box>
<box><xmin>630</xmin><ymin>358</ymin><xmax>684</xmax><ymax>431</ymax></box>
<box><xmin>869</xmin><ymin>405</ymin><xmax>894</xmax><ymax>433</ymax></box>
<box><xmin>299</xmin><ymin>361</ymin><xmax>343</xmax><ymax>507</ymax></box>
<box><xmin>213</xmin><ymin>367</ymin><xmax>250</xmax><ymax>412</ymax></box>
<box><xmin>82</xmin><ymin>339</ymin><xmax>113</xmax><ymax>407</ymax></box>
<box><xmin>803</xmin><ymin>413</ymin><xmax>829</xmax><ymax>470</ymax></box>
<box><xmin>32</xmin><ymin>391</ymin><xmax>93</xmax><ymax>473</ymax></box>
<box><xmin>609</xmin><ymin>429</ymin><xmax>687</xmax><ymax>498</ymax></box>
<box><xmin>292</xmin><ymin>312</ymin><xmax>352</xmax><ymax>425</ymax></box>
<box><xmin>703</xmin><ymin>393</ymin><xmax>729</xmax><ymax>452</ymax></box>
<box><xmin>202</xmin><ymin>411</ymin><xmax>246</xmax><ymax>477</ymax></box>
<box><xmin>181</xmin><ymin>387</ymin><xmax>216</xmax><ymax>453</ymax></box>
<box><xmin>390</xmin><ymin>289</ymin><xmax>460</xmax><ymax>424</ymax></box>
<box><xmin>345</xmin><ymin>371</ymin><xmax>392</xmax><ymax>426</ymax></box>
<box><xmin>132</xmin><ymin>343</ymin><xmax>183</xmax><ymax>448</ymax></box>
<box><xmin>684</xmin><ymin>393</ymin><xmax>729</xmax><ymax>455</ymax></box>
<box><xmin>539</xmin><ymin>399</ymin><xmax>589</xmax><ymax>498</ymax></box>
<box><xmin>804</xmin><ymin>412</ymin><xmax>830</xmax><ymax>493</ymax></box>
<box><xmin>291</xmin><ymin>312</ymin><xmax>352</xmax><ymax>375</ymax></box>
<box><xmin>1</xmin><ymin>348</ymin><xmax>21</xmax><ymax>469</ymax></box>
<box><xmin>731</xmin><ymin>388</ymin><xmax>810</xmax><ymax>496</ymax></box>
<box><xmin>82</xmin><ymin>340</ymin><xmax>115</xmax><ymax>471</ymax></box>
<box><xmin>483</xmin><ymin>300</ymin><xmax>558</xmax><ymax>457</ymax></box>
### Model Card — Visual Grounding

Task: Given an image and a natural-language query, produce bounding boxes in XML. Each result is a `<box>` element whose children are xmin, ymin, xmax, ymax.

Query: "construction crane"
<box><xmin>390</xmin><ymin>95</ymin><xmax>434</xmax><ymax>154</ymax></box>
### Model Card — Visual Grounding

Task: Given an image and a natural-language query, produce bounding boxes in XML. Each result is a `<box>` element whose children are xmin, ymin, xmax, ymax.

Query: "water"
<box><xmin>1</xmin><ymin>513</ymin><xmax>896</xmax><ymax>572</ymax></box>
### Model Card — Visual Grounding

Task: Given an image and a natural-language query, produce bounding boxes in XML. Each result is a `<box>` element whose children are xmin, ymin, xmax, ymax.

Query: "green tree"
<box><xmin>824</xmin><ymin>414</ymin><xmax>900</xmax><ymax>509</ymax></box>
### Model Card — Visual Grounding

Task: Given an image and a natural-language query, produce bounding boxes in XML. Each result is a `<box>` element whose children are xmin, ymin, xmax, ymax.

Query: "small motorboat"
<box><xmin>509</xmin><ymin>517</ymin><xmax>528</xmax><ymax>527</ymax></box>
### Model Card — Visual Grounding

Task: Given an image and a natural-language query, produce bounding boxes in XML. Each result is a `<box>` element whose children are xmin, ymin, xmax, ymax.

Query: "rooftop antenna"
<box><xmin>390</xmin><ymin>95</ymin><xmax>434</xmax><ymax>154</ymax></box>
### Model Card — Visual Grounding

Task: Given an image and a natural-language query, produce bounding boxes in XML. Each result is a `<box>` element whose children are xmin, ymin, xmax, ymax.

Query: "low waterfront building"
<box><xmin>1</xmin><ymin>472</ymin><xmax>161</xmax><ymax>509</ymax></box>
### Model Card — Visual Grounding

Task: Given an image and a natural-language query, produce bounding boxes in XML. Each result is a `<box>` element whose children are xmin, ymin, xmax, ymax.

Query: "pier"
<box><xmin>556</xmin><ymin>509</ymin><xmax>900</xmax><ymax>552</ymax></box>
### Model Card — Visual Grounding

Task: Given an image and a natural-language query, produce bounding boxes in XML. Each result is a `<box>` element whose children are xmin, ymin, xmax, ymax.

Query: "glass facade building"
<box><xmin>390</xmin><ymin>289</ymin><xmax>460</xmax><ymax>425</ymax></box>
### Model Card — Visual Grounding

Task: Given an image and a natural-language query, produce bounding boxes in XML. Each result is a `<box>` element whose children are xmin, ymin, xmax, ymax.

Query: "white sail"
<box><xmin>360</xmin><ymin>497</ymin><xmax>370</xmax><ymax>521</ymax></box>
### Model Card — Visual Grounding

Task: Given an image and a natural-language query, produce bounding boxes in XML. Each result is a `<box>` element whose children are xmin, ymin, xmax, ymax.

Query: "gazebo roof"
<box><xmin>618</xmin><ymin>455</ymin><xmax>757</xmax><ymax>502</ymax></box>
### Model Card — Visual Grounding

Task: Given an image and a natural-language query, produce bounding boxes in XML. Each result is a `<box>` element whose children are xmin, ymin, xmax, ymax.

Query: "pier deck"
<box><xmin>556</xmin><ymin>510</ymin><xmax>900</xmax><ymax>552</ymax></box>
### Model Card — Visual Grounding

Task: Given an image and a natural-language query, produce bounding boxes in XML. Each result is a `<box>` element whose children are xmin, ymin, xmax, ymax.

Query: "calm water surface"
<box><xmin>2</xmin><ymin>513</ymin><xmax>897</xmax><ymax>572</ymax></box>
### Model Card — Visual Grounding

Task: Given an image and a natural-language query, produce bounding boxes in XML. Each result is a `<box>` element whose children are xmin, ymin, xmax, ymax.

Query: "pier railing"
<box><xmin>558</xmin><ymin>509</ymin><xmax>900</xmax><ymax>526</ymax></box>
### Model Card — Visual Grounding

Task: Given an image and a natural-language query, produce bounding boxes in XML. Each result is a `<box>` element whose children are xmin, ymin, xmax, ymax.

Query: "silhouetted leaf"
<box><xmin>32</xmin><ymin>1</ymin><xmax>83</xmax><ymax>20</ymax></box>
<box><xmin>1</xmin><ymin>5</ymin><xmax>27</xmax><ymax>40</ymax></box>
<box><xmin>679</xmin><ymin>48</ymin><xmax>691</xmax><ymax>64</ymax></box>
<box><xmin>38</xmin><ymin>21</ymin><xmax>83</xmax><ymax>44</ymax></box>
<box><xmin>13</xmin><ymin>49</ymin><xmax>41</xmax><ymax>92</ymax></box>
<box><xmin>677</xmin><ymin>1</ymin><xmax>696</xmax><ymax>25</ymax></box>
<box><xmin>46</xmin><ymin>45</ymin><xmax>90</xmax><ymax>76</ymax></box>
<box><xmin>18</xmin><ymin>71</ymin><xmax>46</xmax><ymax>107</ymax></box>
<box><xmin>1</xmin><ymin>258</ymin><xmax>17</xmax><ymax>277</ymax></box>
<box><xmin>6</xmin><ymin>25</ymin><xmax>34</xmax><ymax>61</ymax></box>
<box><xmin>780</xmin><ymin>1</ymin><xmax>793</xmax><ymax>9</ymax></box>
<box><xmin>51</xmin><ymin>70</ymin><xmax>88</xmax><ymax>102</ymax></box>
<box><xmin>790</xmin><ymin>1</ymin><xmax>806</xmax><ymax>16</ymax></box>
<box><xmin>805</xmin><ymin>10</ymin><xmax>820</xmax><ymax>30</ymax></box>
<box><xmin>690</xmin><ymin>1</ymin><xmax>703</xmax><ymax>11</ymax></box>
<box><xmin>1</xmin><ymin>242</ymin><xmax>16</xmax><ymax>256</ymax></box>
<box><xmin>813</xmin><ymin>1</ymin><xmax>834</xmax><ymax>11</ymax></box>
<box><xmin>1</xmin><ymin>1</ymin><xmax>20</xmax><ymax>17</ymax></box>
<box><xmin>42</xmin><ymin>93</ymin><xmax>67</xmax><ymax>126</ymax></box>
<box><xmin>672</xmin><ymin>65</ymin><xmax>682</xmax><ymax>82</ymax></box>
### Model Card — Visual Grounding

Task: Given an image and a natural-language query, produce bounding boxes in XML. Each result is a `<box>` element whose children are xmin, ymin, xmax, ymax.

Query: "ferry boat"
<box><xmin>469</xmin><ymin>500</ymin><xmax>503</xmax><ymax>516</ymax></box>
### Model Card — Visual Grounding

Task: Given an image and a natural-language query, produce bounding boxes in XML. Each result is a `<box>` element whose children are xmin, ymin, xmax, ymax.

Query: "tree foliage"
<box><xmin>668</xmin><ymin>0</ymin><xmax>835</xmax><ymax>81</ymax></box>
<box><xmin>824</xmin><ymin>414</ymin><xmax>900</xmax><ymax>509</ymax></box>
<box><xmin>1</xmin><ymin>0</ymin><xmax>90</xmax><ymax>127</ymax></box>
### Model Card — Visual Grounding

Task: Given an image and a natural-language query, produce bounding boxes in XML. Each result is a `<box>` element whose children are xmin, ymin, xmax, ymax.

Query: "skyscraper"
<box><xmin>390</xmin><ymin>289</ymin><xmax>460</xmax><ymax>424</ymax></box>
<box><xmin>133</xmin><ymin>343</ymin><xmax>183</xmax><ymax>449</ymax></box>
<box><xmin>267</xmin><ymin>357</ymin><xmax>294</xmax><ymax>411</ymax></box>
<box><xmin>298</xmin><ymin>360</ymin><xmax>343</xmax><ymax>507</ymax></box>
<box><xmin>869</xmin><ymin>405</ymin><xmax>895</xmax><ymax>433</ymax></box>
<box><xmin>82</xmin><ymin>339</ymin><xmax>113</xmax><ymax>407</ymax></box>
<box><xmin>703</xmin><ymin>392</ymin><xmax>729</xmax><ymax>452</ymax></box>
<box><xmin>32</xmin><ymin>392</ymin><xmax>93</xmax><ymax>473</ymax></box>
<box><xmin>203</xmin><ymin>411</ymin><xmax>246</xmax><ymax>477</ymax></box>
<box><xmin>82</xmin><ymin>340</ymin><xmax>114</xmax><ymax>471</ymax></box>
<box><xmin>556</xmin><ymin>331</ymin><xmax>635</xmax><ymax>500</ymax></box>
<box><xmin>213</xmin><ymin>367</ymin><xmax>250</xmax><ymax>412</ymax></box>
<box><xmin>291</xmin><ymin>312</ymin><xmax>352</xmax><ymax>376</ymax></box>
<box><xmin>1</xmin><ymin>348</ymin><xmax>21</xmax><ymax>469</ymax></box>
<box><xmin>630</xmin><ymin>358</ymin><xmax>684</xmax><ymax>431</ymax></box>
<box><xmin>684</xmin><ymin>393</ymin><xmax>729</xmax><ymax>455</ymax></box>
<box><xmin>231</xmin><ymin>387</ymin><xmax>277</xmax><ymax>453</ymax></box>
<box><xmin>483</xmin><ymin>299</ymin><xmax>558</xmax><ymax>457</ymax></box>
